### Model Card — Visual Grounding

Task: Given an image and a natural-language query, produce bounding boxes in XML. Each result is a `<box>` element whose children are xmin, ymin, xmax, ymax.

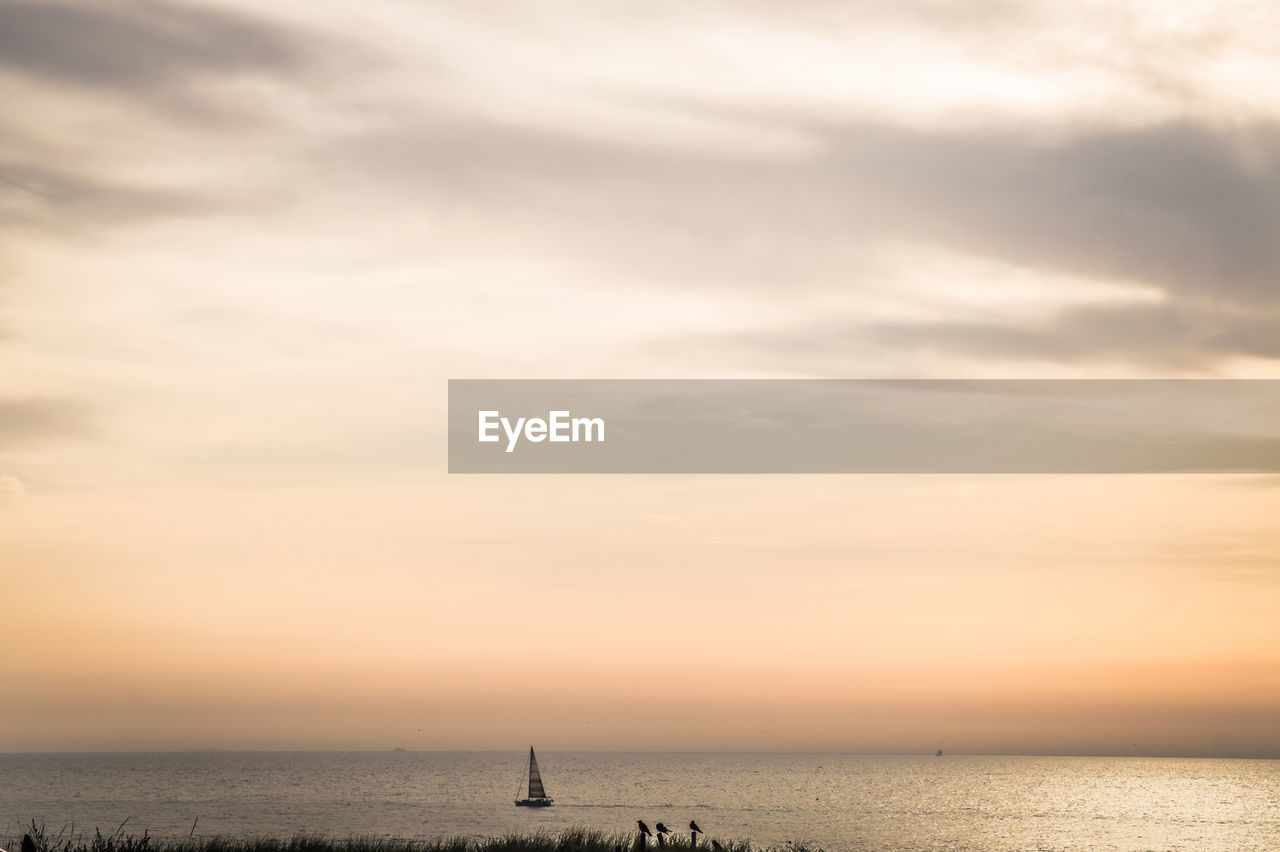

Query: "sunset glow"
<box><xmin>2</xmin><ymin>0</ymin><xmax>1279</xmax><ymax>758</ymax></box>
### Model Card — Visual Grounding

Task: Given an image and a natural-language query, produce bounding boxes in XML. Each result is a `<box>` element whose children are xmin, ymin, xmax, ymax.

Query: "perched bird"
<box><xmin>711</xmin><ymin>841</ymin><xmax>724</xmax><ymax>852</ymax></box>
<box><xmin>637</xmin><ymin>821</ymin><xmax>653</xmax><ymax>838</ymax></box>
<box><xmin>689</xmin><ymin>822</ymin><xmax>702</xmax><ymax>835</ymax></box>
<box><xmin>655</xmin><ymin>825</ymin><xmax>671</xmax><ymax>837</ymax></box>
<box><xmin>22</xmin><ymin>836</ymin><xmax>36</xmax><ymax>852</ymax></box>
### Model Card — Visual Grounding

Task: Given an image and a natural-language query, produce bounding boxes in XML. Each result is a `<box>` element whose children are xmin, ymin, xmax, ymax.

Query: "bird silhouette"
<box><xmin>711</xmin><ymin>841</ymin><xmax>724</xmax><ymax>852</ymax></box>
<box><xmin>637</xmin><ymin>821</ymin><xmax>652</xmax><ymax>838</ymax></box>
<box><xmin>689</xmin><ymin>822</ymin><xmax>702</xmax><ymax>835</ymax></box>
<box><xmin>655</xmin><ymin>825</ymin><xmax>671</xmax><ymax>837</ymax></box>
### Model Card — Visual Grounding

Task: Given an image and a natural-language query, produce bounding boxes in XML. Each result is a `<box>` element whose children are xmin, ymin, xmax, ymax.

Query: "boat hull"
<box><xmin>515</xmin><ymin>799</ymin><xmax>553</xmax><ymax>807</ymax></box>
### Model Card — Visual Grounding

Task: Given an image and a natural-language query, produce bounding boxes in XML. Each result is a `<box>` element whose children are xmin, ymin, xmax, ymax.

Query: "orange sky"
<box><xmin>3</xmin><ymin>475</ymin><xmax>1278</xmax><ymax>755</ymax></box>
<box><xmin>2</xmin><ymin>0</ymin><xmax>1279</xmax><ymax>755</ymax></box>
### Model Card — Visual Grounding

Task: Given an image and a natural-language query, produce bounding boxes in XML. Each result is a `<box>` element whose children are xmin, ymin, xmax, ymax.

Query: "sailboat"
<box><xmin>514</xmin><ymin>746</ymin><xmax>554</xmax><ymax>807</ymax></box>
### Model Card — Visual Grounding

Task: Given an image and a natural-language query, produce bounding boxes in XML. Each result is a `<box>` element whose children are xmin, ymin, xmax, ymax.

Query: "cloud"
<box><xmin>2</xmin><ymin>1</ymin><xmax>1277</xmax><ymax>375</ymax></box>
<box><xmin>870</xmin><ymin>303</ymin><xmax>1280</xmax><ymax>368</ymax></box>
<box><xmin>0</xmin><ymin>0</ymin><xmax>302</xmax><ymax>91</ymax></box>
<box><xmin>465</xmin><ymin>114</ymin><xmax>1280</xmax><ymax>370</ymax></box>
<box><xmin>0</xmin><ymin>472</ymin><xmax>25</xmax><ymax>504</ymax></box>
<box><xmin>806</xmin><ymin>119</ymin><xmax>1280</xmax><ymax>308</ymax></box>
<box><xmin>0</xmin><ymin>159</ymin><xmax>215</xmax><ymax>229</ymax></box>
<box><xmin>0</xmin><ymin>2</ymin><xmax>346</xmax><ymax>251</ymax></box>
<box><xmin>0</xmin><ymin>398</ymin><xmax>93</xmax><ymax>446</ymax></box>
<box><xmin>330</xmin><ymin>111</ymin><xmax>1280</xmax><ymax>302</ymax></box>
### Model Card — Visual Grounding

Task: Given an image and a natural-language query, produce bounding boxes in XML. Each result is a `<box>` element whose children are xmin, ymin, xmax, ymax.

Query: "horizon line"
<box><xmin>2</xmin><ymin>748</ymin><xmax>1277</xmax><ymax>761</ymax></box>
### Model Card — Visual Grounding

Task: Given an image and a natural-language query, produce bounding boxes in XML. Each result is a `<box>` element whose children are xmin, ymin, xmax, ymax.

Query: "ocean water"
<box><xmin>2</xmin><ymin>752</ymin><xmax>1277</xmax><ymax>852</ymax></box>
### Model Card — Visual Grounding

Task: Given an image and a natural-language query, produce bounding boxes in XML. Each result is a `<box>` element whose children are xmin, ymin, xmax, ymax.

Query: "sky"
<box><xmin>1</xmin><ymin>0</ymin><xmax>1279</xmax><ymax>756</ymax></box>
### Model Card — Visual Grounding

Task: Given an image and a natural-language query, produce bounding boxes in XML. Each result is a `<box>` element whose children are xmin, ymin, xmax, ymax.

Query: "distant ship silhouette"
<box><xmin>936</xmin><ymin>749</ymin><xmax>943</xmax><ymax>757</ymax></box>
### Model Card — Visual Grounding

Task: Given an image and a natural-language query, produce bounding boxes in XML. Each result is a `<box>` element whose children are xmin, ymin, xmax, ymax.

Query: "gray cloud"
<box><xmin>8</xmin><ymin>2</ymin><xmax>1274</xmax><ymax>324</ymax></box>
<box><xmin>814</xmin><ymin>120</ymin><xmax>1280</xmax><ymax>308</ymax></box>
<box><xmin>0</xmin><ymin>398</ymin><xmax>93</xmax><ymax>446</ymax></box>
<box><xmin>4</xmin><ymin>1</ymin><xmax>1277</xmax><ymax>372</ymax></box>
<box><xmin>0</xmin><ymin>160</ymin><xmax>215</xmax><ymax>229</ymax></box>
<box><xmin>334</xmin><ymin>111</ymin><xmax>1280</xmax><ymax>306</ymax></box>
<box><xmin>408</xmin><ymin>109</ymin><xmax>1279</xmax><ymax>370</ymax></box>
<box><xmin>339</xmin><ymin>110</ymin><xmax>1280</xmax><ymax>367</ymax></box>
<box><xmin>823</xmin><ymin>119</ymin><xmax>1280</xmax><ymax>367</ymax></box>
<box><xmin>670</xmin><ymin>301</ymin><xmax>1280</xmax><ymax>374</ymax></box>
<box><xmin>869</xmin><ymin>303</ymin><xmax>1280</xmax><ymax>368</ymax></box>
<box><xmin>0</xmin><ymin>0</ymin><xmax>301</xmax><ymax>90</ymax></box>
<box><xmin>0</xmin><ymin>1</ymin><xmax>337</xmax><ymax>242</ymax></box>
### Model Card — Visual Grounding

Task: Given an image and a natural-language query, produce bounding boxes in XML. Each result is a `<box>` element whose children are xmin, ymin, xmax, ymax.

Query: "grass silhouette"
<box><xmin>8</xmin><ymin>823</ymin><xmax>817</xmax><ymax>852</ymax></box>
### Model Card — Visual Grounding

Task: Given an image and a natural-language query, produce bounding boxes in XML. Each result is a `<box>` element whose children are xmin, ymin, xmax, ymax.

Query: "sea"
<box><xmin>2</xmin><ymin>752</ymin><xmax>1277</xmax><ymax>852</ymax></box>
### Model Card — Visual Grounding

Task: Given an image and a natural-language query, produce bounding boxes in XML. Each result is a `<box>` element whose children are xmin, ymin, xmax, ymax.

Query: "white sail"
<box><xmin>526</xmin><ymin>747</ymin><xmax>546</xmax><ymax>799</ymax></box>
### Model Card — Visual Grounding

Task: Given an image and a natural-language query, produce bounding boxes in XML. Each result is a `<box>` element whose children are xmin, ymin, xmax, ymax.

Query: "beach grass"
<box><xmin>9</xmin><ymin>823</ymin><xmax>817</xmax><ymax>852</ymax></box>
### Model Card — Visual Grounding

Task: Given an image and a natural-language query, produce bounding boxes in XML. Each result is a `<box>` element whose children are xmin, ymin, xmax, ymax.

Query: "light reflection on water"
<box><xmin>2</xmin><ymin>752</ymin><xmax>1277</xmax><ymax>851</ymax></box>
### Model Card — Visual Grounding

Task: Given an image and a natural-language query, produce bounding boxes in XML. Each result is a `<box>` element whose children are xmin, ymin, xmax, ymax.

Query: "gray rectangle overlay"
<box><xmin>448</xmin><ymin>380</ymin><xmax>1280</xmax><ymax>473</ymax></box>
